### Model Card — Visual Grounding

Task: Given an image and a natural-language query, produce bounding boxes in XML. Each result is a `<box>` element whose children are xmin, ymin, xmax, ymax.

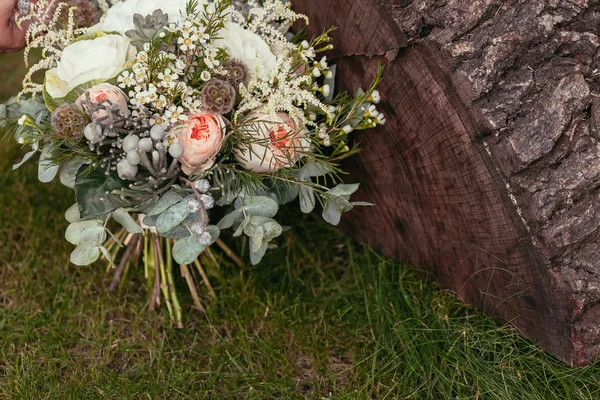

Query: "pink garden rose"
<box><xmin>76</xmin><ymin>83</ymin><xmax>129</xmax><ymax>122</ymax></box>
<box><xmin>235</xmin><ymin>111</ymin><xmax>311</xmax><ymax>173</ymax></box>
<box><xmin>174</xmin><ymin>113</ymin><xmax>226</xmax><ymax>175</ymax></box>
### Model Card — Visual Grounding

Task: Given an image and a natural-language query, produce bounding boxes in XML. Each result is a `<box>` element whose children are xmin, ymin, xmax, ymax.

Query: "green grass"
<box><xmin>2</xmin><ymin>52</ymin><xmax>600</xmax><ymax>399</ymax></box>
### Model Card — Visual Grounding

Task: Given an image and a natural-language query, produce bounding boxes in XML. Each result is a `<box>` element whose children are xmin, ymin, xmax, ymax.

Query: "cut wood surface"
<box><xmin>293</xmin><ymin>0</ymin><xmax>600</xmax><ymax>366</ymax></box>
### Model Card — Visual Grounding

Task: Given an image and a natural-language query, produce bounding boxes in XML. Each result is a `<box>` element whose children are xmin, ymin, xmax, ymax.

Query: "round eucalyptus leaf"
<box><xmin>65</xmin><ymin>220</ymin><xmax>106</xmax><ymax>246</ymax></box>
<box><xmin>172</xmin><ymin>236</ymin><xmax>205</xmax><ymax>265</ymax></box>
<box><xmin>70</xmin><ymin>244</ymin><xmax>101</xmax><ymax>266</ymax></box>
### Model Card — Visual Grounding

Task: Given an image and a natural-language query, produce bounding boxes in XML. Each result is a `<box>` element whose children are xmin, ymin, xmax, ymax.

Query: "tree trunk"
<box><xmin>293</xmin><ymin>0</ymin><xmax>600</xmax><ymax>366</ymax></box>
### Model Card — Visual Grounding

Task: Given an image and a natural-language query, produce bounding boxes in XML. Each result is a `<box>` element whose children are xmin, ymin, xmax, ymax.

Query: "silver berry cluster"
<box><xmin>188</xmin><ymin>179</ymin><xmax>215</xmax><ymax>246</ymax></box>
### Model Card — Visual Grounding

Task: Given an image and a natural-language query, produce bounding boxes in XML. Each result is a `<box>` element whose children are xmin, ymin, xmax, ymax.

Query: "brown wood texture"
<box><xmin>292</xmin><ymin>0</ymin><xmax>600</xmax><ymax>366</ymax></box>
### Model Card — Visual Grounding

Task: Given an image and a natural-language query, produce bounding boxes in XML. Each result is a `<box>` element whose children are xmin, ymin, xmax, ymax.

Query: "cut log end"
<box><xmin>293</xmin><ymin>0</ymin><xmax>600</xmax><ymax>366</ymax></box>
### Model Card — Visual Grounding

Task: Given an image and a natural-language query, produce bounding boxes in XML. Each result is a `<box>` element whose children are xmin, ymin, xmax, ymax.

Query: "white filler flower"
<box><xmin>45</xmin><ymin>34</ymin><xmax>137</xmax><ymax>99</ymax></box>
<box><xmin>213</xmin><ymin>23</ymin><xmax>277</xmax><ymax>81</ymax></box>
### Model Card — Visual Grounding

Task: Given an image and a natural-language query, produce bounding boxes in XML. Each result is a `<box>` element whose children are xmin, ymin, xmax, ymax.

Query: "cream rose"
<box><xmin>235</xmin><ymin>111</ymin><xmax>311</xmax><ymax>173</ymax></box>
<box><xmin>213</xmin><ymin>23</ymin><xmax>277</xmax><ymax>81</ymax></box>
<box><xmin>101</xmin><ymin>0</ymin><xmax>209</xmax><ymax>34</ymax></box>
<box><xmin>45</xmin><ymin>34</ymin><xmax>136</xmax><ymax>99</ymax></box>
<box><xmin>174</xmin><ymin>113</ymin><xmax>226</xmax><ymax>175</ymax></box>
<box><xmin>76</xmin><ymin>83</ymin><xmax>129</xmax><ymax>122</ymax></box>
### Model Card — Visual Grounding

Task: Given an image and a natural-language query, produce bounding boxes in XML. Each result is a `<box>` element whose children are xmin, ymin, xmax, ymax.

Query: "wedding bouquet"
<box><xmin>2</xmin><ymin>0</ymin><xmax>384</xmax><ymax>324</ymax></box>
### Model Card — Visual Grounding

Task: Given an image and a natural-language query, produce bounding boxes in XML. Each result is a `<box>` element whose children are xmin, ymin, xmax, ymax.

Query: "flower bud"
<box><xmin>84</xmin><ymin>123</ymin><xmax>103</xmax><ymax>144</ymax></box>
<box><xmin>117</xmin><ymin>159</ymin><xmax>138</xmax><ymax>180</ymax></box>
<box><xmin>168</xmin><ymin>143</ymin><xmax>184</xmax><ymax>159</ymax></box>
<box><xmin>138</xmin><ymin>137</ymin><xmax>153</xmax><ymax>152</ymax></box>
<box><xmin>150</xmin><ymin>125</ymin><xmax>165</xmax><ymax>141</ymax></box>
<box><xmin>122</xmin><ymin>134</ymin><xmax>139</xmax><ymax>152</ymax></box>
<box><xmin>126</xmin><ymin>151</ymin><xmax>141</xmax><ymax>166</ymax></box>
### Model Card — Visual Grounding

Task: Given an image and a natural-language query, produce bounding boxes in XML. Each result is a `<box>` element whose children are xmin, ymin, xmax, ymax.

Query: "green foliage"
<box><xmin>74</xmin><ymin>165</ymin><xmax>131</xmax><ymax>218</ymax></box>
<box><xmin>112</xmin><ymin>208</ymin><xmax>144</xmax><ymax>234</ymax></box>
<box><xmin>172</xmin><ymin>226</ymin><xmax>219</xmax><ymax>264</ymax></box>
<box><xmin>37</xmin><ymin>143</ymin><xmax>59</xmax><ymax>183</ymax></box>
<box><xmin>155</xmin><ymin>195</ymin><xmax>193</xmax><ymax>235</ymax></box>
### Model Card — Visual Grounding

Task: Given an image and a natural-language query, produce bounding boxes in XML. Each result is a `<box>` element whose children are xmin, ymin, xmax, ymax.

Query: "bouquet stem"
<box><xmin>104</xmin><ymin>227</ymin><xmax>244</xmax><ymax>326</ymax></box>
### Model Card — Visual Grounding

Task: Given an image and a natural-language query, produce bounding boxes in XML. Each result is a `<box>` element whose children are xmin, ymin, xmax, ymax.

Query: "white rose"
<box><xmin>45</xmin><ymin>34</ymin><xmax>136</xmax><ymax>99</ymax></box>
<box><xmin>101</xmin><ymin>0</ymin><xmax>202</xmax><ymax>34</ymax></box>
<box><xmin>235</xmin><ymin>111</ymin><xmax>311</xmax><ymax>173</ymax></box>
<box><xmin>214</xmin><ymin>23</ymin><xmax>278</xmax><ymax>81</ymax></box>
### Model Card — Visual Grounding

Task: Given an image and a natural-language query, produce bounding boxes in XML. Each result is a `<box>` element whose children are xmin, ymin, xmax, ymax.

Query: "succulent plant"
<box><xmin>125</xmin><ymin>10</ymin><xmax>169</xmax><ymax>49</ymax></box>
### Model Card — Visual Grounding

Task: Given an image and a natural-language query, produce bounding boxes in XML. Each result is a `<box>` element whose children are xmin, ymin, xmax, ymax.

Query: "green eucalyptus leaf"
<box><xmin>299</xmin><ymin>186</ymin><xmax>316</xmax><ymax>214</ymax></box>
<box><xmin>112</xmin><ymin>209</ymin><xmax>143</xmax><ymax>234</ymax></box>
<box><xmin>322</xmin><ymin>202</ymin><xmax>343</xmax><ymax>226</ymax></box>
<box><xmin>65</xmin><ymin>220</ymin><xmax>106</xmax><ymax>246</ymax></box>
<box><xmin>268</xmin><ymin>180</ymin><xmax>300</xmax><ymax>205</ymax></box>
<box><xmin>233</xmin><ymin>214</ymin><xmax>252</xmax><ymax>237</ymax></box>
<box><xmin>172</xmin><ymin>236</ymin><xmax>205</xmax><ymax>265</ymax></box>
<box><xmin>327</xmin><ymin>183</ymin><xmax>360</xmax><ymax>198</ymax></box>
<box><xmin>248</xmin><ymin>225</ymin><xmax>264</xmax><ymax>254</ymax></box>
<box><xmin>142</xmin><ymin>214</ymin><xmax>158</xmax><ymax>227</ymax></box>
<box><xmin>13</xmin><ymin>142</ymin><xmax>39</xmax><ymax>171</ymax></box>
<box><xmin>206</xmin><ymin>225</ymin><xmax>220</xmax><ymax>243</ymax></box>
<box><xmin>99</xmin><ymin>246</ymin><xmax>113</xmax><ymax>267</ymax></box>
<box><xmin>145</xmin><ymin>190</ymin><xmax>185</xmax><ymax>216</ymax></box>
<box><xmin>59</xmin><ymin>159</ymin><xmax>86</xmax><ymax>189</ymax></box>
<box><xmin>156</xmin><ymin>197</ymin><xmax>193</xmax><ymax>234</ymax></box>
<box><xmin>299</xmin><ymin>162</ymin><xmax>331</xmax><ymax>180</ymax></box>
<box><xmin>70</xmin><ymin>243</ymin><xmax>101</xmax><ymax>266</ymax></box>
<box><xmin>250</xmin><ymin>242</ymin><xmax>269</xmax><ymax>266</ymax></box>
<box><xmin>351</xmin><ymin>201</ymin><xmax>375</xmax><ymax>207</ymax></box>
<box><xmin>242</xmin><ymin>196</ymin><xmax>279</xmax><ymax>218</ymax></box>
<box><xmin>160</xmin><ymin>224</ymin><xmax>190</xmax><ymax>239</ymax></box>
<box><xmin>75</xmin><ymin>166</ymin><xmax>131</xmax><ymax>218</ymax></box>
<box><xmin>217</xmin><ymin>209</ymin><xmax>243</xmax><ymax>229</ymax></box>
<box><xmin>260</xmin><ymin>220</ymin><xmax>283</xmax><ymax>240</ymax></box>
<box><xmin>38</xmin><ymin>144</ymin><xmax>59</xmax><ymax>183</ymax></box>
<box><xmin>65</xmin><ymin>203</ymin><xmax>81</xmax><ymax>223</ymax></box>
<box><xmin>248</xmin><ymin>216</ymin><xmax>282</xmax><ymax>240</ymax></box>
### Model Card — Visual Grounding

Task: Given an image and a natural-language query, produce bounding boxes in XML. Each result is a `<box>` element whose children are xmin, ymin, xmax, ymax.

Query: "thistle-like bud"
<box><xmin>51</xmin><ymin>103</ymin><xmax>88</xmax><ymax>139</ymax></box>
<box><xmin>200</xmin><ymin>79</ymin><xmax>236</xmax><ymax>115</ymax></box>
<box><xmin>222</xmin><ymin>59</ymin><xmax>251</xmax><ymax>89</ymax></box>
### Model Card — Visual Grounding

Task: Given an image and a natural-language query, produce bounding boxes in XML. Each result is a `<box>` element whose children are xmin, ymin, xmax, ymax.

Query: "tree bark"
<box><xmin>293</xmin><ymin>0</ymin><xmax>600</xmax><ymax>366</ymax></box>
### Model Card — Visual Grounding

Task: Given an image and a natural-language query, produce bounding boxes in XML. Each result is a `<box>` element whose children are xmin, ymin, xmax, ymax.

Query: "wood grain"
<box><xmin>293</xmin><ymin>0</ymin><xmax>600</xmax><ymax>366</ymax></box>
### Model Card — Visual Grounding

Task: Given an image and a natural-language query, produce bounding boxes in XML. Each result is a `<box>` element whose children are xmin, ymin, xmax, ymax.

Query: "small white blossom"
<box><xmin>165</xmin><ymin>105</ymin><xmax>188</xmax><ymax>124</ymax></box>
<box><xmin>136</xmin><ymin>51</ymin><xmax>149</xmax><ymax>63</ymax></box>
<box><xmin>178</xmin><ymin>32</ymin><xmax>199</xmax><ymax>52</ymax></box>
<box><xmin>117</xmin><ymin>71</ymin><xmax>134</xmax><ymax>88</ymax></box>
<box><xmin>158</xmin><ymin>68</ymin><xmax>179</xmax><ymax>89</ymax></box>
<box><xmin>370</xmin><ymin>90</ymin><xmax>381</xmax><ymax>104</ymax></box>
